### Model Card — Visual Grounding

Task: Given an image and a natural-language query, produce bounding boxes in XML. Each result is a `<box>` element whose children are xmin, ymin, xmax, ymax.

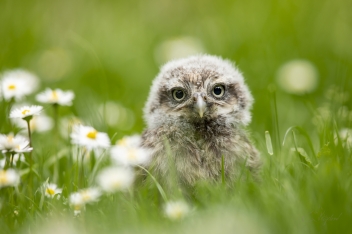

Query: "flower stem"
<box><xmin>75</xmin><ymin>147</ymin><xmax>79</xmax><ymax>191</ymax></box>
<box><xmin>4</xmin><ymin>152</ymin><xmax>11</xmax><ymax>169</ymax></box>
<box><xmin>26</xmin><ymin>119</ymin><xmax>33</xmax><ymax>166</ymax></box>
<box><xmin>10</xmin><ymin>153</ymin><xmax>15</xmax><ymax>168</ymax></box>
<box><xmin>25</xmin><ymin>118</ymin><xmax>33</xmax><ymax>197</ymax></box>
<box><xmin>53</xmin><ymin>104</ymin><xmax>59</xmax><ymax>183</ymax></box>
<box><xmin>89</xmin><ymin>150</ymin><xmax>107</xmax><ymax>184</ymax></box>
<box><xmin>79</xmin><ymin>148</ymin><xmax>86</xmax><ymax>188</ymax></box>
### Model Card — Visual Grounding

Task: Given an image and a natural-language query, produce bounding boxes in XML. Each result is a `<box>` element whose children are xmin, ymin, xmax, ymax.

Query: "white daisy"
<box><xmin>69</xmin><ymin>187</ymin><xmax>101</xmax><ymax>209</ymax></box>
<box><xmin>276</xmin><ymin>60</ymin><xmax>318</xmax><ymax>95</ymax></box>
<box><xmin>0</xmin><ymin>133</ymin><xmax>18</xmax><ymax>151</ymax></box>
<box><xmin>36</xmin><ymin>88</ymin><xmax>75</xmax><ymax>106</ymax></box>
<box><xmin>111</xmin><ymin>144</ymin><xmax>150</xmax><ymax>167</ymax></box>
<box><xmin>69</xmin><ymin>192</ymin><xmax>85</xmax><ymax>215</ymax></box>
<box><xmin>111</xmin><ymin>135</ymin><xmax>150</xmax><ymax>166</ymax></box>
<box><xmin>116</xmin><ymin>135</ymin><xmax>141</xmax><ymax>148</ymax></box>
<box><xmin>70</xmin><ymin>125</ymin><xmax>110</xmax><ymax>150</ymax></box>
<box><xmin>0</xmin><ymin>133</ymin><xmax>32</xmax><ymax>153</ymax></box>
<box><xmin>12</xmin><ymin>114</ymin><xmax>54</xmax><ymax>133</ymax></box>
<box><xmin>164</xmin><ymin>200</ymin><xmax>190</xmax><ymax>220</ymax></box>
<box><xmin>44</xmin><ymin>183</ymin><xmax>62</xmax><ymax>198</ymax></box>
<box><xmin>9</xmin><ymin>105</ymin><xmax>43</xmax><ymax>119</ymax></box>
<box><xmin>0</xmin><ymin>169</ymin><xmax>20</xmax><ymax>188</ymax></box>
<box><xmin>0</xmin><ymin>69</ymin><xmax>39</xmax><ymax>101</ymax></box>
<box><xmin>96</xmin><ymin>167</ymin><xmax>134</xmax><ymax>193</ymax></box>
<box><xmin>68</xmin><ymin>187</ymin><xmax>102</xmax><ymax>215</ymax></box>
<box><xmin>79</xmin><ymin>187</ymin><xmax>101</xmax><ymax>203</ymax></box>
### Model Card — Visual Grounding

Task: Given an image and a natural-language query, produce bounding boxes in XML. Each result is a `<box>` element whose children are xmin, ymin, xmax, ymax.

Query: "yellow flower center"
<box><xmin>21</xmin><ymin>109</ymin><xmax>30</xmax><ymax>115</ymax></box>
<box><xmin>117</xmin><ymin>138</ymin><xmax>127</xmax><ymax>146</ymax></box>
<box><xmin>46</xmin><ymin>188</ymin><xmax>56</xmax><ymax>195</ymax></box>
<box><xmin>8</xmin><ymin>84</ymin><xmax>16</xmax><ymax>90</ymax></box>
<box><xmin>112</xmin><ymin>180</ymin><xmax>122</xmax><ymax>189</ymax></box>
<box><xmin>74</xmin><ymin>205</ymin><xmax>82</xmax><ymax>210</ymax></box>
<box><xmin>81</xmin><ymin>191</ymin><xmax>91</xmax><ymax>202</ymax></box>
<box><xmin>173</xmin><ymin>208</ymin><xmax>183</xmax><ymax>219</ymax></box>
<box><xmin>128</xmin><ymin>149</ymin><xmax>137</xmax><ymax>160</ymax></box>
<box><xmin>7</xmin><ymin>135</ymin><xmax>14</xmax><ymax>143</ymax></box>
<box><xmin>86</xmin><ymin>130</ymin><xmax>98</xmax><ymax>139</ymax></box>
<box><xmin>0</xmin><ymin>171</ymin><xmax>8</xmax><ymax>184</ymax></box>
<box><xmin>51</xmin><ymin>91</ymin><xmax>58</xmax><ymax>101</ymax></box>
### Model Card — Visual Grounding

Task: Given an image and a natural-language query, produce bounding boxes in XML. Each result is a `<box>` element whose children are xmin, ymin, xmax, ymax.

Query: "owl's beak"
<box><xmin>193</xmin><ymin>93</ymin><xmax>207</xmax><ymax>118</ymax></box>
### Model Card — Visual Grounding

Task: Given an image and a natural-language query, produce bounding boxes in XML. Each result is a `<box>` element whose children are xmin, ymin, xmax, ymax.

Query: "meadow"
<box><xmin>0</xmin><ymin>0</ymin><xmax>351</xmax><ymax>233</ymax></box>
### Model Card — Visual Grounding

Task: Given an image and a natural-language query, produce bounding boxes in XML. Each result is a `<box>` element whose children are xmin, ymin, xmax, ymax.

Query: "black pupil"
<box><xmin>175</xmin><ymin>90</ymin><xmax>184</xmax><ymax>99</ymax></box>
<box><xmin>214</xmin><ymin>86</ymin><xmax>222</xmax><ymax>95</ymax></box>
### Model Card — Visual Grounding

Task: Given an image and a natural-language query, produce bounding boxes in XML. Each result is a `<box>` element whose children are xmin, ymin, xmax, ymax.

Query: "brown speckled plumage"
<box><xmin>141</xmin><ymin>55</ymin><xmax>261</xmax><ymax>186</ymax></box>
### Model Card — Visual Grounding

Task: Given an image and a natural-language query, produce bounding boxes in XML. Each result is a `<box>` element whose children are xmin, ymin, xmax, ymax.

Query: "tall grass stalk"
<box><xmin>137</xmin><ymin>165</ymin><xmax>168</xmax><ymax>202</ymax></box>
<box><xmin>268</xmin><ymin>85</ymin><xmax>281</xmax><ymax>155</ymax></box>
<box><xmin>53</xmin><ymin>104</ymin><xmax>59</xmax><ymax>183</ymax></box>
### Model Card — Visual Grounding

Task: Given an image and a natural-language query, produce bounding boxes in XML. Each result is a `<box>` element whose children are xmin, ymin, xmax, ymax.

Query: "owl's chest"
<box><xmin>172</xmin><ymin>132</ymin><xmax>223</xmax><ymax>164</ymax></box>
<box><xmin>167</xmin><ymin>134</ymin><xmax>229</xmax><ymax>184</ymax></box>
<box><xmin>147</xmin><ymin>125</ymin><xmax>247</xmax><ymax>185</ymax></box>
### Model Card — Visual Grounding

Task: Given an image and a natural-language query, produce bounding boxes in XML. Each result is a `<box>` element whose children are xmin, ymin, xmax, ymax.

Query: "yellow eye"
<box><xmin>172</xmin><ymin>89</ymin><xmax>185</xmax><ymax>101</ymax></box>
<box><xmin>212</xmin><ymin>85</ymin><xmax>225</xmax><ymax>98</ymax></box>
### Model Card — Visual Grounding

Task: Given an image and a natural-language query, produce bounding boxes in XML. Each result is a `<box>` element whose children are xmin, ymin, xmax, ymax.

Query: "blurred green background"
<box><xmin>1</xmin><ymin>0</ymin><xmax>351</xmax><ymax>138</ymax></box>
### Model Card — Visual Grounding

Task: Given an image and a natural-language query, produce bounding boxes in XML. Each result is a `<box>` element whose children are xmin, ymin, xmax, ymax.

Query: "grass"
<box><xmin>1</xmin><ymin>0</ymin><xmax>352</xmax><ymax>233</ymax></box>
<box><xmin>0</xmin><ymin>74</ymin><xmax>351</xmax><ymax>234</ymax></box>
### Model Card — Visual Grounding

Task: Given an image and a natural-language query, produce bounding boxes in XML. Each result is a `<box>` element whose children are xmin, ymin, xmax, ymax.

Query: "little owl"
<box><xmin>141</xmin><ymin>55</ymin><xmax>261</xmax><ymax>186</ymax></box>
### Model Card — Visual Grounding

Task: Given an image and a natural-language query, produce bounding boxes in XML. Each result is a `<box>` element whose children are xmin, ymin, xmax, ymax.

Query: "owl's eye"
<box><xmin>212</xmin><ymin>85</ymin><xmax>225</xmax><ymax>98</ymax></box>
<box><xmin>172</xmin><ymin>89</ymin><xmax>185</xmax><ymax>101</ymax></box>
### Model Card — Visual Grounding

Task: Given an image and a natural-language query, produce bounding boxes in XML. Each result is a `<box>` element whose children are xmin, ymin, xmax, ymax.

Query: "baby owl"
<box><xmin>141</xmin><ymin>55</ymin><xmax>261</xmax><ymax>186</ymax></box>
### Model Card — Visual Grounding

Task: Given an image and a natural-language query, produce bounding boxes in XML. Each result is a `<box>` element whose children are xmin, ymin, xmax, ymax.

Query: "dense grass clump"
<box><xmin>0</xmin><ymin>69</ymin><xmax>351</xmax><ymax>234</ymax></box>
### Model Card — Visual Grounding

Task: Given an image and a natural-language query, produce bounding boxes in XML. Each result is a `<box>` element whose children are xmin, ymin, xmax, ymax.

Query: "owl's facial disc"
<box><xmin>193</xmin><ymin>92</ymin><xmax>207</xmax><ymax>118</ymax></box>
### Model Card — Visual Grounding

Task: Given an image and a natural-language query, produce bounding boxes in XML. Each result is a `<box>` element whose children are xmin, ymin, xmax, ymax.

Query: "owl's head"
<box><xmin>144</xmin><ymin>55</ymin><xmax>254</xmax><ymax>129</ymax></box>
